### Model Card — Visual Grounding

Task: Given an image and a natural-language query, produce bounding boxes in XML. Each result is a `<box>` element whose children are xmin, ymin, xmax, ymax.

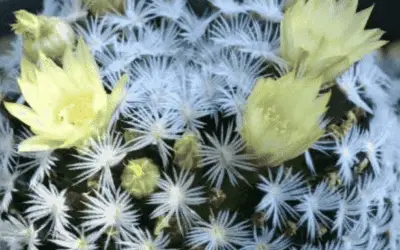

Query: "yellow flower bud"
<box><xmin>121</xmin><ymin>158</ymin><xmax>160</xmax><ymax>198</ymax></box>
<box><xmin>82</xmin><ymin>0</ymin><xmax>125</xmax><ymax>15</ymax></box>
<box><xmin>11</xmin><ymin>10</ymin><xmax>41</xmax><ymax>38</ymax></box>
<box><xmin>3</xmin><ymin>38</ymin><xmax>128</xmax><ymax>152</ymax></box>
<box><xmin>154</xmin><ymin>216</ymin><xmax>170</xmax><ymax>236</ymax></box>
<box><xmin>173</xmin><ymin>132</ymin><xmax>200</xmax><ymax>170</ymax></box>
<box><xmin>241</xmin><ymin>71</ymin><xmax>331</xmax><ymax>167</ymax></box>
<box><xmin>281</xmin><ymin>0</ymin><xmax>387</xmax><ymax>82</ymax></box>
<box><xmin>12</xmin><ymin>10</ymin><xmax>75</xmax><ymax>62</ymax></box>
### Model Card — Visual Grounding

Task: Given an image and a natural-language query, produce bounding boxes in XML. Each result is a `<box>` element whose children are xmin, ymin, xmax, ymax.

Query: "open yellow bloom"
<box><xmin>241</xmin><ymin>72</ymin><xmax>330</xmax><ymax>167</ymax></box>
<box><xmin>12</xmin><ymin>10</ymin><xmax>75</xmax><ymax>62</ymax></box>
<box><xmin>3</xmin><ymin>38</ymin><xmax>128</xmax><ymax>152</ymax></box>
<box><xmin>281</xmin><ymin>0</ymin><xmax>387</xmax><ymax>82</ymax></box>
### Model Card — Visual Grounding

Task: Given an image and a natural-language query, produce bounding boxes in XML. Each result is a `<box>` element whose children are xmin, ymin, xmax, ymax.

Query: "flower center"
<box><xmin>57</xmin><ymin>94</ymin><xmax>94</xmax><ymax>126</ymax></box>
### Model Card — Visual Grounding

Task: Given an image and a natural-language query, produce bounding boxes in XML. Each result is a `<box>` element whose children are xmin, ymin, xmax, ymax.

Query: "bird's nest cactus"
<box><xmin>0</xmin><ymin>0</ymin><xmax>398</xmax><ymax>249</ymax></box>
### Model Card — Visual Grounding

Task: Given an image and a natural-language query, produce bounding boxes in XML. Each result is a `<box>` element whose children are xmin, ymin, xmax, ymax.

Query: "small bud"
<box><xmin>154</xmin><ymin>216</ymin><xmax>170</xmax><ymax>236</ymax></box>
<box><xmin>11</xmin><ymin>10</ymin><xmax>41</xmax><ymax>39</ymax></box>
<box><xmin>209</xmin><ymin>188</ymin><xmax>226</xmax><ymax>209</ymax></box>
<box><xmin>12</xmin><ymin>10</ymin><xmax>75</xmax><ymax>62</ymax></box>
<box><xmin>123</xmin><ymin>130</ymin><xmax>137</xmax><ymax>143</ymax></box>
<box><xmin>173</xmin><ymin>132</ymin><xmax>200</xmax><ymax>170</ymax></box>
<box><xmin>121</xmin><ymin>158</ymin><xmax>160</xmax><ymax>198</ymax></box>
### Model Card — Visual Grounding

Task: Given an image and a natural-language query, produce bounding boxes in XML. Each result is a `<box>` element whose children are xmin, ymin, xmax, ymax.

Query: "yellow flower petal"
<box><xmin>7</xmin><ymin>37</ymin><xmax>120</xmax><ymax>151</ymax></box>
<box><xmin>4</xmin><ymin>102</ymin><xmax>74</xmax><ymax>141</ymax></box>
<box><xmin>75</xmin><ymin>37</ymin><xmax>103</xmax><ymax>93</ymax></box>
<box><xmin>18</xmin><ymin>136</ymin><xmax>63</xmax><ymax>152</ymax></box>
<box><xmin>37</xmin><ymin>52</ymin><xmax>78</xmax><ymax>94</ymax></box>
<box><xmin>98</xmin><ymin>74</ymin><xmax>128</xmax><ymax>125</ymax></box>
<box><xmin>3</xmin><ymin>102</ymin><xmax>45</xmax><ymax>131</ymax></box>
<box><xmin>20</xmin><ymin>57</ymin><xmax>37</xmax><ymax>82</ymax></box>
<box><xmin>17</xmin><ymin>78</ymin><xmax>42</xmax><ymax>111</ymax></box>
<box><xmin>62</xmin><ymin>46</ymin><xmax>86</xmax><ymax>90</ymax></box>
<box><xmin>281</xmin><ymin>0</ymin><xmax>387</xmax><ymax>82</ymax></box>
<box><xmin>241</xmin><ymin>71</ymin><xmax>330</xmax><ymax>167</ymax></box>
<box><xmin>108</xmin><ymin>74</ymin><xmax>128</xmax><ymax>110</ymax></box>
<box><xmin>59</xmin><ymin>126</ymin><xmax>92</xmax><ymax>148</ymax></box>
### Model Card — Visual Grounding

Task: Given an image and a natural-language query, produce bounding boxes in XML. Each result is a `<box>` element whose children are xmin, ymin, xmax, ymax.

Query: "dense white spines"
<box><xmin>0</xmin><ymin>0</ymin><xmax>400</xmax><ymax>249</ymax></box>
<box><xmin>243</xmin><ymin>0</ymin><xmax>286</xmax><ymax>22</ymax></box>
<box><xmin>186</xmin><ymin>210</ymin><xmax>251</xmax><ymax>250</ymax></box>
<box><xmin>75</xmin><ymin>15</ymin><xmax>117</xmax><ymax>55</ymax></box>
<box><xmin>118</xmin><ymin>228</ymin><xmax>170</xmax><ymax>250</ymax></box>
<box><xmin>104</xmin><ymin>0</ymin><xmax>154</xmax><ymax>30</ymax></box>
<box><xmin>0</xmin><ymin>166</ymin><xmax>19</xmax><ymax>212</ymax></box>
<box><xmin>0</xmin><ymin>214</ymin><xmax>41</xmax><ymax>250</ymax></box>
<box><xmin>199</xmin><ymin>122</ymin><xmax>254</xmax><ymax>188</ymax></box>
<box><xmin>50</xmin><ymin>227</ymin><xmax>98</xmax><ymax>250</ymax></box>
<box><xmin>81</xmin><ymin>187</ymin><xmax>139</xmax><ymax>246</ymax></box>
<box><xmin>69</xmin><ymin>129</ymin><xmax>129</xmax><ymax>189</ymax></box>
<box><xmin>256</xmin><ymin>167</ymin><xmax>307</xmax><ymax>229</ymax></box>
<box><xmin>296</xmin><ymin>182</ymin><xmax>340</xmax><ymax>240</ymax></box>
<box><xmin>148</xmin><ymin>169</ymin><xmax>206</xmax><ymax>232</ymax></box>
<box><xmin>25</xmin><ymin>183</ymin><xmax>71</xmax><ymax>235</ymax></box>
<box><xmin>125</xmin><ymin>105</ymin><xmax>184</xmax><ymax>167</ymax></box>
<box><xmin>332</xmin><ymin>126</ymin><xmax>364</xmax><ymax>185</ymax></box>
<box><xmin>241</xmin><ymin>225</ymin><xmax>291</xmax><ymax>250</ymax></box>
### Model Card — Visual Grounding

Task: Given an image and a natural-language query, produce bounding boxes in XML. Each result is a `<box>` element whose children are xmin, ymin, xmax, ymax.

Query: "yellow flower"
<box><xmin>3</xmin><ymin>38</ymin><xmax>128</xmax><ymax>152</ymax></box>
<box><xmin>82</xmin><ymin>0</ymin><xmax>125</xmax><ymax>15</ymax></box>
<box><xmin>121</xmin><ymin>158</ymin><xmax>160</xmax><ymax>198</ymax></box>
<box><xmin>281</xmin><ymin>0</ymin><xmax>387</xmax><ymax>82</ymax></box>
<box><xmin>241</xmin><ymin>71</ymin><xmax>330</xmax><ymax>167</ymax></box>
<box><xmin>12</xmin><ymin>10</ymin><xmax>75</xmax><ymax>62</ymax></box>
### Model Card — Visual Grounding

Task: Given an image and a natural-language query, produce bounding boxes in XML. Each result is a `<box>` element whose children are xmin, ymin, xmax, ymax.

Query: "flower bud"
<box><xmin>121</xmin><ymin>158</ymin><xmax>160</xmax><ymax>198</ymax></box>
<box><xmin>173</xmin><ymin>132</ymin><xmax>200</xmax><ymax>170</ymax></box>
<box><xmin>12</xmin><ymin>10</ymin><xmax>75</xmax><ymax>62</ymax></box>
<box><xmin>241</xmin><ymin>71</ymin><xmax>331</xmax><ymax>167</ymax></box>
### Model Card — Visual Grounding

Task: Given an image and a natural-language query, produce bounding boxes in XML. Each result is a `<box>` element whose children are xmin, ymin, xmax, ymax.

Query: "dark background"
<box><xmin>0</xmin><ymin>0</ymin><xmax>399</xmax><ymax>41</ymax></box>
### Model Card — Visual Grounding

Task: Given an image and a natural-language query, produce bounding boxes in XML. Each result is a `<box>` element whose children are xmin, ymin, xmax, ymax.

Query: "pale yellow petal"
<box><xmin>19</xmin><ymin>57</ymin><xmax>37</xmax><ymax>82</ymax></box>
<box><xmin>37</xmin><ymin>52</ymin><xmax>78</xmax><ymax>94</ymax></box>
<box><xmin>62</xmin><ymin>46</ymin><xmax>87</xmax><ymax>90</ymax></box>
<box><xmin>108</xmin><ymin>74</ymin><xmax>128</xmax><ymax>109</ymax></box>
<box><xmin>18</xmin><ymin>136</ymin><xmax>63</xmax><ymax>152</ymax></box>
<box><xmin>30</xmin><ymin>122</ymin><xmax>76</xmax><ymax>141</ymax></box>
<box><xmin>17</xmin><ymin>78</ymin><xmax>41</xmax><ymax>109</ymax></box>
<box><xmin>3</xmin><ymin>102</ymin><xmax>45</xmax><ymax>131</ymax></box>
<box><xmin>59</xmin><ymin>127</ymin><xmax>92</xmax><ymax>148</ymax></box>
<box><xmin>34</xmin><ymin>70</ymin><xmax>64</xmax><ymax>111</ymax></box>
<box><xmin>353</xmin><ymin>6</ymin><xmax>374</xmax><ymax>30</ymax></box>
<box><xmin>75</xmin><ymin>37</ymin><xmax>103</xmax><ymax>92</ymax></box>
<box><xmin>4</xmin><ymin>102</ymin><xmax>74</xmax><ymax>141</ymax></box>
<box><xmin>96</xmin><ymin>74</ymin><xmax>128</xmax><ymax>126</ymax></box>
